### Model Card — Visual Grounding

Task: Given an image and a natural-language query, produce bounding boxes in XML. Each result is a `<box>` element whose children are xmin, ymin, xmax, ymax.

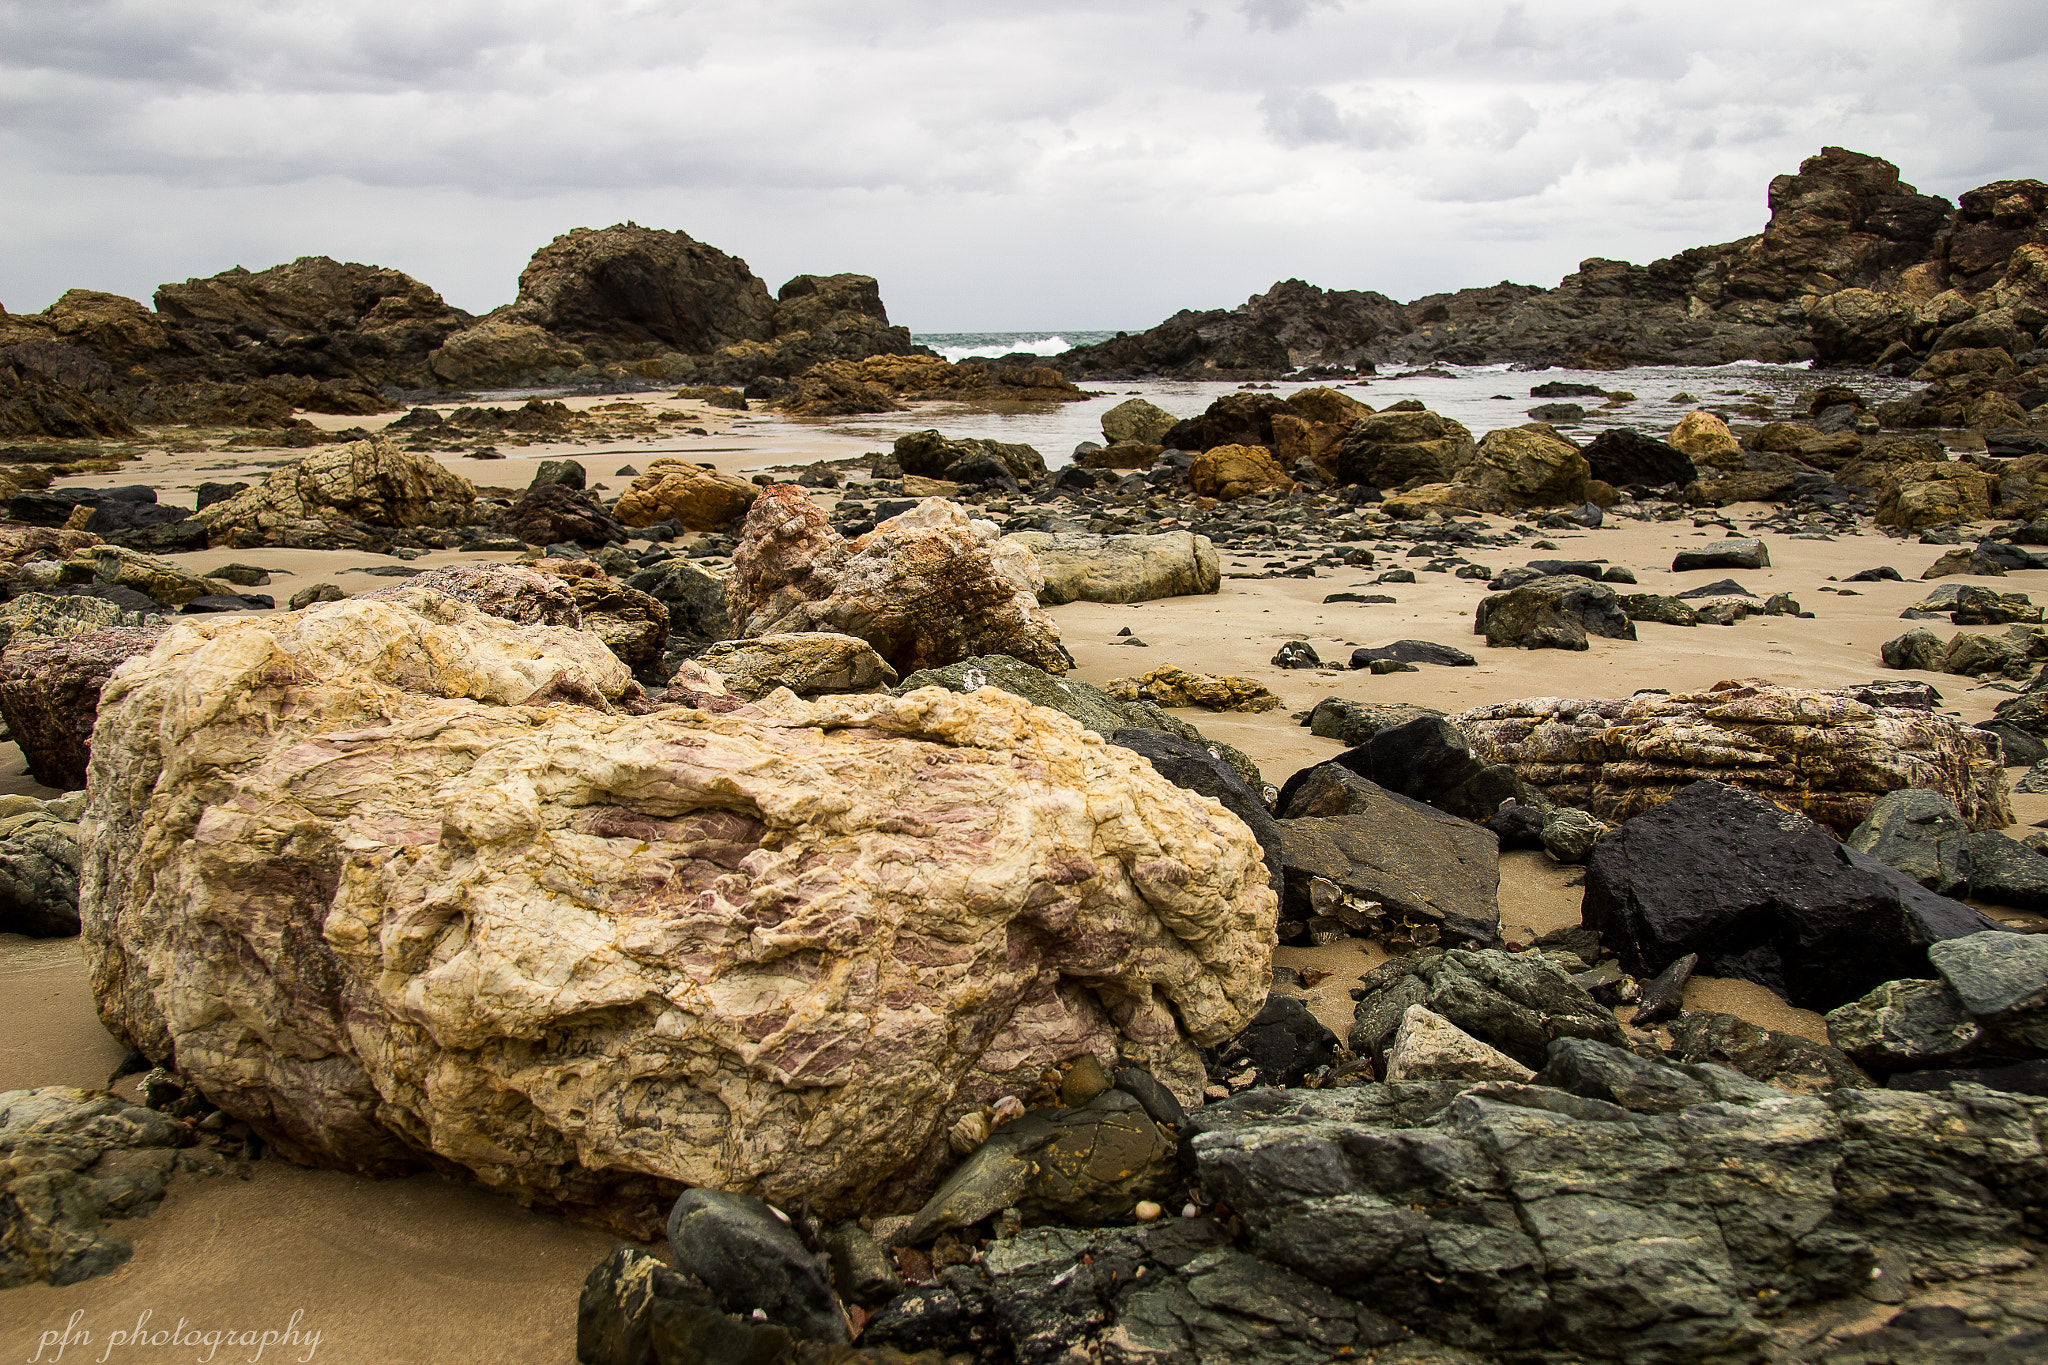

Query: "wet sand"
<box><xmin>5</xmin><ymin>396</ymin><xmax>2046</xmax><ymax>1358</ymax></box>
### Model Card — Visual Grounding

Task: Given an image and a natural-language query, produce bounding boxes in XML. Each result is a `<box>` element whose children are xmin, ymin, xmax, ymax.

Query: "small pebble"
<box><xmin>1135</xmin><ymin>1200</ymin><xmax>1163</xmax><ymax>1222</ymax></box>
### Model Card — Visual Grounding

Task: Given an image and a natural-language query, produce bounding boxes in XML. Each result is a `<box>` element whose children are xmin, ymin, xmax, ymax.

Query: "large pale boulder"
<box><xmin>690</xmin><ymin>632</ymin><xmax>897</xmax><ymax>699</ymax></box>
<box><xmin>729</xmin><ymin>486</ymin><xmax>1067</xmax><ymax>675</ymax></box>
<box><xmin>614</xmin><ymin>459</ymin><xmax>759</xmax><ymax>530</ymax></box>
<box><xmin>1457</xmin><ymin>678</ymin><xmax>2011</xmax><ymax>835</ymax></box>
<box><xmin>1005</xmin><ymin>530</ymin><xmax>1219</xmax><ymax>605</ymax></box>
<box><xmin>197</xmin><ymin>436</ymin><xmax>475</xmax><ymax>540</ymax></box>
<box><xmin>80</xmin><ymin>592</ymin><xmax>1275</xmax><ymax>1235</ymax></box>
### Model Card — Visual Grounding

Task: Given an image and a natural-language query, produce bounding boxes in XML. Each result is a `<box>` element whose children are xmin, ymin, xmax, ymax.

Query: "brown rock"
<box><xmin>1104</xmin><ymin>665</ymin><xmax>1281</xmax><ymax>713</ymax></box>
<box><xmin>427</xmin><ymin>320</ymin><xmax>586</xmax><ymax>387</ymax></box>
<box><xmin>525</xmin><ymin>561</ymin><xmax>670</xmax><ymax>672</ymax></box>
<box><xmin>1188</xmin><ymin>444</ymin><xmax>1294</xmax><ymax>501</ymax></box>
<box><xmin>1667</xmin><ymin>411</ymin><xmax>1744</xmax><ymax>469</ymax></box>
<box><xmin>614</xmin><ymin>459</ymin><xmax>759</xmax><ymax>530</ymax></box>
<box><xmin>496</xmin><ymin>483</ymin><xmax>627</xmax><ymax>548</ymax></box>
<box><xmin>692</xmin><ymin>632</ymin><xmax>897</xmax><ymax>699</ymax></box>
<box><xmin>0</xmin><ymin>627</ymin><xmax>165</xmax><ymax>789</ymax></box>
<box><xmin>729</xmin><ymin>486</ymin><xmax>1067</xmax><ymax>675</ymax></box>
<box><xmin>197</xmin><ymin>436</ymin><xmax>475</xmax><ymax>541</ymax></box>
<box><xmin>1463</xmin><ymin>426</ymin><xmax>1589</xmax><ymax>508</ymax></box>
<box><xmin>500</xmin><ymin>224</ymin><xmax>778</xmax><ymax>351</ymax></box>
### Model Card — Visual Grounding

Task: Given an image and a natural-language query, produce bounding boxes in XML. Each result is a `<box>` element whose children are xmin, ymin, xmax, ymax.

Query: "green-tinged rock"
<box><xmin>1844</xmin><ymin>788</ymin><xmax>1971</xmax><ymax>894</ymax></box>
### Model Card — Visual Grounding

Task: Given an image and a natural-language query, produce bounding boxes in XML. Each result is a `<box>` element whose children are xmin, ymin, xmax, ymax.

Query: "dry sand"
<box><xmin>5</xmin><ymin>398</ymin><xmax>2046</xmax><ymax>1357</ymax></box>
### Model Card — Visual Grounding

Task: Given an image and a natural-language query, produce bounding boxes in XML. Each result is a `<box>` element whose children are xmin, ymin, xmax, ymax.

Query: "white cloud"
<box><xmin>0</xmin><ymin>0</ymin><xmax>2043</xmax><ymax>330</ymax></box>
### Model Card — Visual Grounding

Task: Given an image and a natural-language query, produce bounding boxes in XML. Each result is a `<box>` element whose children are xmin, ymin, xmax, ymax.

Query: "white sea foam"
<box><xmin>929</xmin><ymin>334</ymin><xmax>1078</xmax><ymax>363</ymax></box>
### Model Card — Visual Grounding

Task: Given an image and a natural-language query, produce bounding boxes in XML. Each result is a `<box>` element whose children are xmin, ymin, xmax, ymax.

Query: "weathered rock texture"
<box><xmin>0</xmin><ymin>792</ymin><xmax>87</xmax><ymax>938</ymax></box>
<box><xmin>614</xmin><ymin>460</ymin><xmax>760</xmax><ymax>530</ymax></box>
<box><xmin>0</xmin><ymin>1086</ymin><xmax>192</xmax><ymax>1287</ymax></box>
<box><xmin>0</xmin><ymin>626</ymin><xmax>166</xmax><ymax>789</ymax></box>
<box><xmin>691</xmin><ymin>633</ymin><xmax>897</xmax><ymax>700</ymax></box>
<box><xmin>1456</xmin><ymin>678</ymin><xmax>2011</xmax><ymax>835</ymax></box>
<box><xmin>1183</xmin><ymin>1051</ymin><xmax>2047</xmax><ymax>1364</ymax></box>
<box><xmin>197</xmin><ymin>436</ymin><xmax>475</xmax><ymax>544</ymax></box>
<box><xmin>79</xmin><ymin>594</ymin><xmax>1274</xmax><ymax>1235</ymax></box>
<box><xmin>729</xmin><ymin>487</ymin><xmax>1066</xmax><ymax>675</ymax></box>
<box><xmin>1004</xmin><ymin>531</ymin><xmax>1220</xmax><ymax>606</ymax></box>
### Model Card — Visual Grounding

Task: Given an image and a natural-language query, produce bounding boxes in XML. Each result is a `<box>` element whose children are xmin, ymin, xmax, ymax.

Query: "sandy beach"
<box><xmin>4</xmin><ymin>393</ymin><xmax>2046</xmax><ymax>1362</ymax></box>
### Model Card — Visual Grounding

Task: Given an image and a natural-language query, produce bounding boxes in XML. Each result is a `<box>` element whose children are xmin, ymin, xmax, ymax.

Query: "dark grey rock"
<box><xmin>624</xmin><ymin>558</ymin><xmax>732</xmax><ymax>645</ymax></box>
<box><xmin>1825</xmin><ymin>977</ymin><xmax>1990</xmax><ymax>1074</ymax></box>
<box><xmin>904</xmin><ymin>1090</ymin><xmax>1176</xmax><ymax>1242</ymax></box>
<box><xmin>665</xmin><ymin>1188</ymin><xmax>846</xmax><ymax>1343</ymax></box>
<box><xmin>1666</xmin><ymin>1010</ymin><xmax>1872</xmax><ymax>1093</ymax></box>
<box><xmin>1599</xmin><ymin>565</ymin><xmax>1638</xmax><ymax>584</ymax></box>
<box><xmin>1672</xmin><ymin>537</ymin><xmax>1769</xmax><ymax>571</ymax></box>
<box><xmin>1210</xmin><ymin>993</ymin><xmax>1337</xmax><ymax>1088</ymax></box>
<box><xmin>1531</xmin><ymin>1037</ymin><xmax>1753</xmax><ymax>1113</ymax></box>
<box><xmin>0</xmin><ymin>1087</ymin><xmax>188</xmax><ymax>1288</ymax></box>
<box><xmin>1270</xmin><ymin>640</ymin><xmax>1320</xmax><ymax>668</ymax></box>
<box><xmin>1882</xmin><ymin>626</ymin><xmax>1948</xmax><ymax>671</ymax></box>
<box><xmin>178</xmin><ymin>593</ymin><xmax>273</xmax><ymax>613</ymax></box>
<box><xmin>1980</xmin><ymin>720</ymin><xmax>2048</xmax><ymax>766</ymax></box>
<box><xmin>823</xmin><ymin>1222</ymin><xmax>902</xmax><ymax>1308</ymax></box>
<box><xmin>1186</xmin><ymin>1075</ymin><xmax>2046</xmax><ymax>1363</ymax></box>
<box><xmin>1581</xmin><ymin>429</ymin><xmax>1696</xmax><ymax>488</ymax></box>
<box><xmin>1618</xmin><ymin>592</ymin><xmax>1699</xmax><ymax>627</ymax></box>
<box><xmin>1275</xmin><ymin>777</ymin><xmax>1500</xmax><ymax>947</ymax></box>
<box><xmin>530</xmin><ymin>458</ymin><xmax>586</xmax><ymax>492</ymax></box>
<box><xmin>1845</xmin><ymin>788</ymin><xmax>1972</xmax><ymax>894</ymax></box>
<box><xmin>1473</xmin><ymin>574</ymin><xmax>1634</xmax><ymax>650</ymax></box>
<box><xmin>1673</xmin><ymin>577</ymin><xmax>1756</xmax><ymax>599</ymax></box>
<box><xmin>1303</xmin><ymin>697</ymin><xmax>1444</xmax><ymax>747</ymax></box>
<box><xmin>1346</xmin><ymin>948</ymin><xmax>1626</xmax><ymax>1069</ymax></box>
<box><xmin>1482</xmin><ymin>798</ymin><xmax>1549</xmax><ymax>850</ymax></box>
<box><xmin>1631</xmin><ymin>951</ymin><xmax>1697</xmax><ymax>1027</ymax></box>
<box><xmin>1582</xmin><ymin>780</ymin><xmax>2005</xmax><ymax>1011</ymax></box>
<box><xmin>1537</xmin><ymin>807</ymin><xmax>1603</xmax><ymax>863</ymax></box>
<box><xmin>1928</xmin><ymin>930</ymin><xmax>2048</xmax><ymax>1022</ymax></box>
<box><xmin>1348</xmin><ymin>640</ymin><xmax>1476</xmax><ymax>668</ymax></box>
<box><xmin>1113</xmin><ymin>1066</ymin><xmax>1186</xmax><ymax>1131</ymax></box>
<box><xmin>1887</xmin><ymin>1058</ymin><xmax>2048</xmax><ymax>1097</ymax></box>
<box><xmin>0</xmin><ymin>811</ymin><xmax>81</xmax><ymax>939</ymax></box>
<box><xmin>1962</xmin><ymin>830</ymin><xmax>2048</xmax><ymax>909</ymax></box>
<box><xmin>576</xmin><ymin>1244</ymin><xmax>798</xmax><ymax>1365</ymax></box>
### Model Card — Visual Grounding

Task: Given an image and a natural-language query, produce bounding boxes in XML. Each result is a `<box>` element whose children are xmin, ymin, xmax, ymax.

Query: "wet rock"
<box><xmin>1005</xmin><ymin>530</ymin><xmax>1219</xmax><ymax>605</ymax></box>
<box><xmin>1583</xmin><ymin>780</ymin><xmax>2006</xmax><ymax>1011</ymax></box>
<box><xmin>1288</xmin><ymin>714</ymin><xmax>1522</xmax><ymax>826</ymax></box>
<box><xmin>0</xmin><ymin>1086</ymin><xmax>188</xmax><ymax>1287</ymax></box>
<box><xmin>666</xmin><ymin>1189</ymin><xmax>846</xmax><ymax>1343</ymax></box>
<box><xmin>731</xmin><ymin>486</ymin><xmax>1066</xmax><ymax>676</ymax></box>
<box><xmin>1664</xmin><ymin>1011</ymin><xmax>1873</xmax><ymax>1094</ymax></box>
<box><xmin>1458</xmin><ymin>679</ymin><xmax>2011</xmax><ymax>835</ymax></box>
<box><xmin>1473</xmin><ymin>574</ymin><xmax>1635</xmax><ymax>650</ymax></box>
<box><xmin>1672</xmin><ymin>537</ymin><xmax>1770</xmax><ymax>571</ymax></box>
<box><xmin>904</xmin><ymin>1089</ymin><xmax>1177</xmax><ymax>1241</ymax></box>
<box><xmin>80</xmin><ymin>594</ymin><xmax>1276</xmax><ymax>1233</ymax></box>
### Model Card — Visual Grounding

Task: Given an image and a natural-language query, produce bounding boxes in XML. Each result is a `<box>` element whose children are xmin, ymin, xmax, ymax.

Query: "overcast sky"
<box><xmin>4</xmin><ymin>1</ymin><xmax>2046</xmax><ymax>331</ymax></box>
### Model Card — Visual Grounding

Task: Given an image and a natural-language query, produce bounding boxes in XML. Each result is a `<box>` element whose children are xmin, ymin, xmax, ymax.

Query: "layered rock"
<box><xmin>0</xmin><ymin>792</ymin><xmax>87</xmax><ymax>938</ymax></box>
<box><xmin>771</xmin><ymin>355</ymin><xmax>1082</xmax><ymax>417</ymax></box>
<box><xmin>197</xmin><ymin>436</ymin><xmax>475</xmax><ymax>545</ymax></box>
<box><xmin>691</xmin><ymin>633</ymin><xmax>897</xmax><ymax>700</ymax></box>
<box><xmin>728</xmin><ymin>487</ymin><xmax>1066</xmax><ymax>675</ymax></box>
<box><xmin>80</xmin><ymin>592</ymin><xmax>1276</xmax><ymax>1234</ymax></box>
<box><xmin>1056</xmin><ymin>278</ymin><xmax>1407</xmax><ymax>380</ymax></box>
<box><xmin>1004</xmin><ymin>530</ymin><xmax>1219</xmax><ymax>606</ymax></box>
<box><xmin>498</xmin><ymin>224</ymin><xmax>777</xmax><ymax>353</ymax></box>
<box><xmin>1457</xmin><ymin>678</ymin><xmax>2011</xmax><ymax>834</ymax></box>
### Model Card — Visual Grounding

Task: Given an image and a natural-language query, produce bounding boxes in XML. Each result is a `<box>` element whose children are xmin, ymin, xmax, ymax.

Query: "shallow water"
<box><xmin>798</xmin><ymin>361</ymin><xmax>1929</xmax><ymax>469</ymax></box>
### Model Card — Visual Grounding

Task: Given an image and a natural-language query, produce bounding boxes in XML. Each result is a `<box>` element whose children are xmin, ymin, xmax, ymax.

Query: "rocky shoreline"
<box><xmin>4</xmin><ymin>145</ymin><xmax>2048</xmax><ymax>1365</ymax></box>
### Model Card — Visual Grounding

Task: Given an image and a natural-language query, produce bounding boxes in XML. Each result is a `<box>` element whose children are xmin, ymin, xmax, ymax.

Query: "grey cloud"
<box><xmin>2</xmin><ymin>0</ymin><xmax>2046</xmax><ymax>328</ymax></box>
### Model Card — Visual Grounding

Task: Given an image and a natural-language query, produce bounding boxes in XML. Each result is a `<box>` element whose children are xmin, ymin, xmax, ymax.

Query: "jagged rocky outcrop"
<box><xmin>81</xmin><ymin>591</ymin><xmax>1274</xmax><ymax>1237</ymax></box>
<box><xmin>1058</xmin><ymin>147</ymin><xmax>2048</xmax><ymax>380</ymax></box>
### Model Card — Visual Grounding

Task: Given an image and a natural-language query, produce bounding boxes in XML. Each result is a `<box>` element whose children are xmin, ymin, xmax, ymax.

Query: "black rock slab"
<box><xmin>1582</xmin><ymin>779</ymin><xmax>2007</xmax><ymax>1011</ymax></box>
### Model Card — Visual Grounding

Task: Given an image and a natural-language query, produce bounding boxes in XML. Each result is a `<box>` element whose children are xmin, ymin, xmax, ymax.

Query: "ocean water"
<box><xmin>914</xmin><ymin>331</ymin><xmax>1118</xmax><ymax>364</ymax></box>
<box><xmin>816</xmin><ymin>358</ymin><xmax>1929</xmax><ymax>469</ymax></box>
